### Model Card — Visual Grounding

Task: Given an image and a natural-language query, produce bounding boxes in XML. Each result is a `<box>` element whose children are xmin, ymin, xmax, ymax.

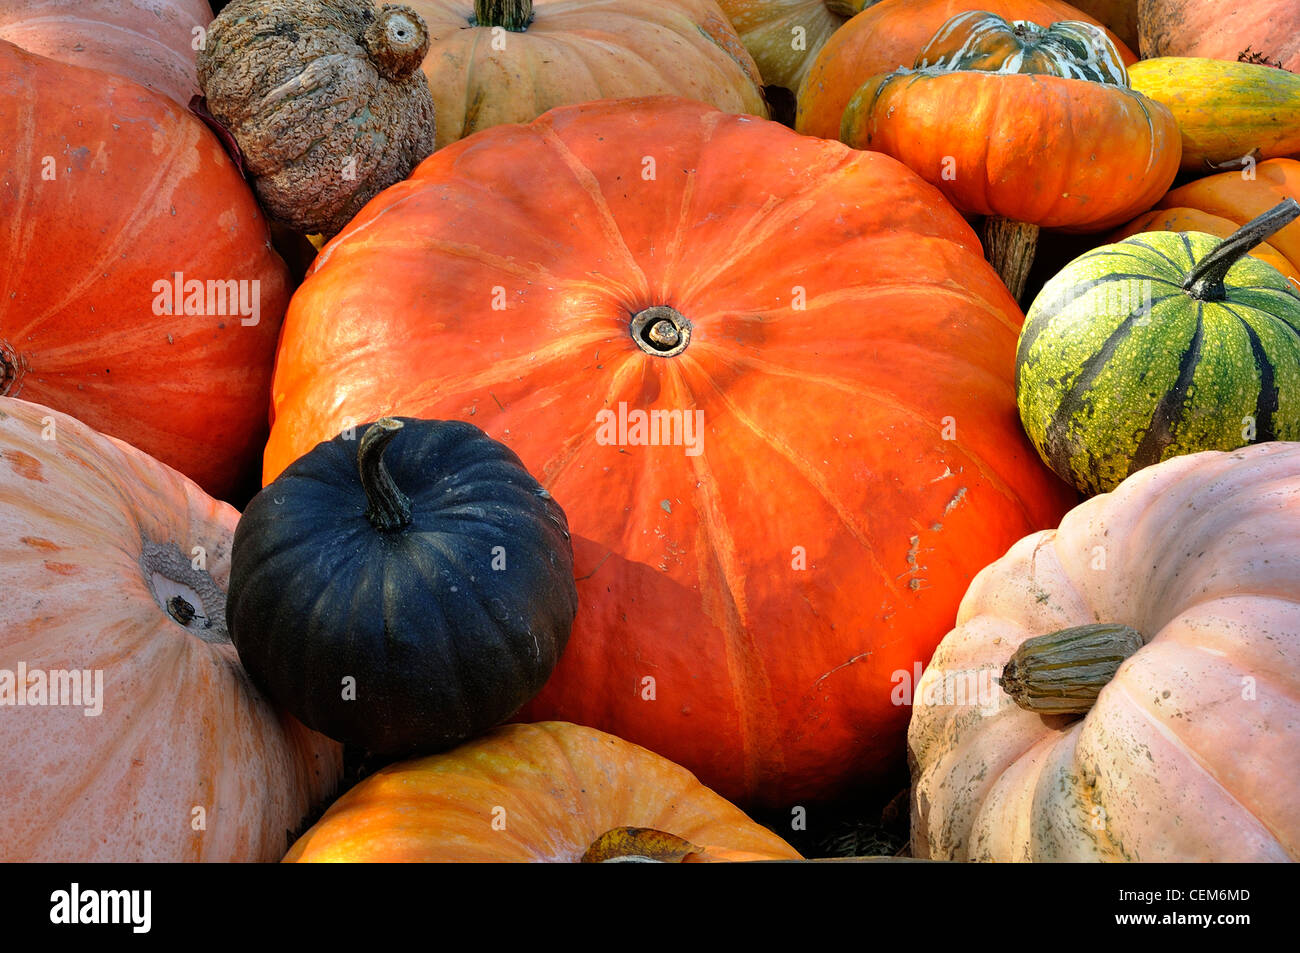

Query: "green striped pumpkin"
<box><xmin>1017</xmin><ymin>200</ymin><xmax>1300</xmax><ymax>495</ymax></box>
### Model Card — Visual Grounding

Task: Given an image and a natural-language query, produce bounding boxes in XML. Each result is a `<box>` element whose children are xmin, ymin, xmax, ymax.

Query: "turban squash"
<box><xmin>284</xmin><ymin>722</ymin><xmax>802</xmax><ymax>862</ymax></box>
<box><xmin>910</xmin><ymin>442</ymin><xmax>1300</xmax><ymax>861</ymax></box>
<box><xmin>0</xmin><ymin>39</ymin><xmax>290</xmax><ymax>502</ymax></box>
<box><xmin>0</xmin><ymin>397</ymin><xmax>341</xmax><ymax>861</ymax></box>
<box><xmin>796</xmin><ymin>0</ymin><xmax>1136</xmax><ymax>140</ymax></box>
<box><xmin>262</xmin><ymin>96</ymin><xmax>1076</xmax><ymax>808</ymax></box>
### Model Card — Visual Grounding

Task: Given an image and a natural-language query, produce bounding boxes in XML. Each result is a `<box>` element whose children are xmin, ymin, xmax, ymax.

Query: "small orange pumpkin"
<box><xmin>284</xmin><ymin>722</ymin><xmax>802</xmax><ymax>862</ymax></box>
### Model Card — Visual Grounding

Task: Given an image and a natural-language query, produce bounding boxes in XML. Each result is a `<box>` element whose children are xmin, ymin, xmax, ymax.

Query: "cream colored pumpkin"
<box><xmin>716</xmin><ymin>0</ymin><xmax>859</xmax><ymax>95</ymax></box>
<box><xmin>909</xmin><ymin>442</ymin><xmax>1300</xmax><ymax>861</ymax></box>
<box><xmin>0</xmin><ymin>397</ymin><xmax>342</xmax><ymax>861</ymax></box>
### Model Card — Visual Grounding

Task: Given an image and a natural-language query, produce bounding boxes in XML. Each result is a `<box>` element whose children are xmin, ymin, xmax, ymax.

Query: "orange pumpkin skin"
<box><xmin>0</xmin><ymin>397</ymin><xmax>342</xmax><ymax>862</ymax></box>
<box><xmin>0</xmin><ymin>41</ymin><xmax>291</xmax><ymax>501</ymax></box>
<box><xmin>284</xmin><ymin>722</ymin><xmax>801</xmax><ymax>862</ymax></box>
<box><xmin>1157</xmin><ymin>159</ymin><xmax>1300</xmax><ymax>275</ymax></box>
<box><xmin>1139</xmin><ymin>0</ymin><xmax>1300</xmax><ymax>71</ymax></box>
<box><xmin>910</xmin><ymin>443</ymin><xmax>1300</xmax><ymax>861</ymax></box>
<box><xmin>0</xmin><ymin>0</ymin><xmax>212</xmax><ymax>106</ymax></box>
<box><xmin>263</xmin><ymin>97</ymin><xmax>1076</xmax><ymax>807</ymax></box>
<box><xmin>796</xmin><ymin>0</ymin><xmax>1136</xmax><ymax>139</ymax></box>
<box><xmin>405</xmin><ymin>0</ymin><xmax>768</xmax><ymax>150</ymax></box>
<box><xmin>841</xmin><ymin>71</ymin><xmax>1180</xmax><ymax>232</ymax></box>
<box><xmin>1109</xmin><ymin>207</ymin><xmax>1300</xmax><ymax>284</ymax></box>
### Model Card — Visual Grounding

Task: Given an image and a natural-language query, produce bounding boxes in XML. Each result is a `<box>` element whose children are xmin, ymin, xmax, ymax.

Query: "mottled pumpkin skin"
<box><xmin>0</xmin><ymin>0</ymin><xmax>213</xmax><ymax>106</ymax></box>
<box><xmin>910</xmin><ymin>443</ymin><xmax>1300</xmax><ymax>861</ymax></box>
<box><xmin>1017</xmin><ymin>231</ymin><xmax>1300</xmax><ymax>494</ymax></box>
<box><xmin>0</xmin><ymin>41</ymin><xmax>291</xmax><ymax>502</ymax></box>
<box><xmin>228</xmin><ymin>418</ymin><xmax>578</xmax><ymax>760</ymax></box>
<box><xmin>406</xmin><ymin>0</ymin><xmax>769</xmax><ymax>149</ymax></box>
<box><xmin>1138</xmin><ymin>0</ymin><xmax>1300</xmax><ymax>72</ymax></box>
<box><xmin>796</xmin><ymin>0</ymin><xmax>1136</xmax><ymax>139</ymax></box>
<box><xmin>0</xmin><ymin>397</ymin><xmax>341</xmax><ymax>862</ymax></box>
<box><xmin>284</xmin><ymin>722</ymin><xmax>802</xmax><ymax>862</ymax></box>
<box><xmin>263</xmin><ymin>98</ymin><xmax>1076</xmax><ymax>808</ymax></box>
<box><xmin>1128</xmin><ymin>58</ymin><xmax>1300</xmax><ymax>173</ymax></box>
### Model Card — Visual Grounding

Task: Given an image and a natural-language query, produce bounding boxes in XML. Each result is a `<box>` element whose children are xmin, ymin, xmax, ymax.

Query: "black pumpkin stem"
<box><xmin>1183</xmin><ymin>198</ymin><xmax>1300</xmax><ymax>301</ymax></box>
<box><xmin>474</xmin><ymin>0</ymin><xmax>533</xmax><ymax>31</ymax></box>
<box><xmin>359</xmin><ymin>418</ymin><xmax>412</xmax><ymax>532</ymax></box>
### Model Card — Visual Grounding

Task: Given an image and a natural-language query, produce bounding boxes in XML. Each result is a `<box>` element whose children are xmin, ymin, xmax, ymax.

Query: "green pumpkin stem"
<box><xmin>359</xmin><ymin>418</ymin><xmax>412</xmax><ymax>532</ymax></box>
<box><xmin>1182</xmin><ymin>198</ymin><xmax>1300</xmax><ymax>301</ymax></box>
<box><xmin>1000</xmin><ymin>623</ymin><xmax>1143</xmax><ymax>715</ymax></box>
<box><xmin>474</xmin><ymin>0</ymin><xmax>532</xmax><ymax>31</ymax></box>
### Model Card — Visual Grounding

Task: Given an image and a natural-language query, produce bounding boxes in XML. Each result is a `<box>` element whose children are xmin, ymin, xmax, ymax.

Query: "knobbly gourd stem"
<box><xmin>1183</xmin><ymin>198</ymin><xmax>1300</xmax><ymax>301</ymax></box>
<box><xmin>1000</xmin><ymin>623</ymin><xmax>1143</xmax><ymax>715</ymax></box>
<box><xmin>359</xmin><ymin>418</ymin><xmax>412</xmax><ymax>532</ymax></box>
<box><xmin>982</xmin><ymin>216</ymin><xmax>1040</xmax><ymax>303</ymax></box>
<box><xmin>363</xmin><ymin>5</ymin><xmax>431</xmax><ymax>80</ymax></box>
<box><xmin>474</xmin><ymin>0</ymin><xmax>533</xmax><ymax>31</ymax></box>
<box><xmin>630</xmin><ymin>306</ymin><xmax>692</xmax><ymax>357</ymax></box>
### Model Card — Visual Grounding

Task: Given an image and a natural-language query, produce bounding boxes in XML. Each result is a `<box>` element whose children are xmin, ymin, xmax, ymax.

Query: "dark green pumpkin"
<box><xmin>1017</xmin><ymin>199</ymin><xmax>1300</xmax><ymax>494</ymax></box>
<box><xmin>227</xmin><ymin>417</ymin><xmax>577</xmax><ymax>758</ymax></box>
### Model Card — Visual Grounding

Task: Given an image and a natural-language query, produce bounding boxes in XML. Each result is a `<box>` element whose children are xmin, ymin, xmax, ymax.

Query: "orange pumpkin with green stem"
<box><xmin>796</xmin><ymin>0</ymin><xmax>1136</xmax><ymax>140</ymax></box>
<box><xmin>839</xmin><ymin>12</ymin><xmax>1180</xmax><ymax>300</ymax></box>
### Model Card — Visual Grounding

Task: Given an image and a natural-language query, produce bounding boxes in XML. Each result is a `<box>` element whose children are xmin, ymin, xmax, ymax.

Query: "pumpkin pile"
<box><xmin>2</xmin><ymin>0</ymin><xmax>1298</xmax><ymax>864</ymax></box>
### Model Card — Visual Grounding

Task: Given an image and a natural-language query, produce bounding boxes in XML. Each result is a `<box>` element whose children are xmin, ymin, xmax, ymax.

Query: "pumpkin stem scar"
<box><xmin>139</xmin><ymin>539</ymin><xmax>230</xmax><ymax>644</ymax></box>
<box><xmin>358</xmin><ymin>417</ymin><xmax>413</xmax><ymax>532</ymax></box>
<box><xmin>1183</xmin><ymin>198</ymin><xmax>1300</xmax><ymax>301</ymax></box>
<box><xmin>630</xmin><ymin>306</ymin><xmax>692</xmax><ymax>357</ymax></box>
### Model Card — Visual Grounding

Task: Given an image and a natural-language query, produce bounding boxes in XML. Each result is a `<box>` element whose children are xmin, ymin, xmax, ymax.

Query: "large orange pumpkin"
<box><xmin>285</xmin><ymin>722</ymin><xmax>802</xmax><ymax>862</ymax></box>
<box><xmin>0</xmin><ymin>40</ymin><xmax>290</xmax><ymax>501</ymax></box>
<box><xmin>0</xmin><ymin>397</ymin><xmax>341</xmax><ymax>861</ymax></box>
<box><xmin>263</xmin><ymin>97</ymin><xmax>1076</xmax><ymax>808</ymax></box>
<box><xmin>796</xmin><ymin>0</ymin><xmax>1136</xmax><ymax>140</ymax></box>
<box><xmin>910</xmin><ymin>442</ymin><xmax>1300</xmax><ymax>861</ymax></box>
<box><xmin>406</xmin><ymin>0</ymin><xmax>768</xmax><ymax>149</ymax></box>
<box><xmin>0</xmin><ymin>0</ymin><xmax>213</xmax><ymax>106</ymax></box>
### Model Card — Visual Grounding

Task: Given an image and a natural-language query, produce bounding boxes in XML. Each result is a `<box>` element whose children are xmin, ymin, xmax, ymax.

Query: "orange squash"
<box><xmin>262</xmin><ymin>97</ymin><xmax>1076</xmax><ymax>808</ymax></box>
<box><xmin>910</xmin><ymin>442</ymin><xmax>1300</xmax><ymax>861</ymax></box>
<box><xmin>284</xmin><ymin>722</ymin><xmax>801</xmax><ymax>862</ymax></box>
<box><xmin>1109</xmin><ymin>206</ymin><xmax>1300</xmax><ymax>284</ymax></box>
<box><xmin>796</xmin><ymin>0</ymin><xmax>1136</xmax><ymax>139</ymax></box>
<box><xmin>1138</xmin><ymin>0</ymin><xmax>1300</xmax><ymax>71</ymax></box>
<box><xmin>0</xmin><ymin>397</ymin><xmax>341</xmax><ymax>861</ymax></box>
<box><xmin>0</xmin><ymin>40</ymin><xmax>290</xmax><ymax>501</ymax></box>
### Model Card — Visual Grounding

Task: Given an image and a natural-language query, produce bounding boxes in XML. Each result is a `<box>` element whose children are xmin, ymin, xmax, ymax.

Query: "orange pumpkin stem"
<box><xmin>981</xmin><ymin>216</ymin><xmax>1039</xmax><ymax>303</ymax></box>
<box><xmin>358</xmin><ymin>417</ymin><xmax>413</xmax><ymax>532</ymax></box>
<box><xmin>474</xmin><ymin>0</ymin><xmax>533</xmax><ymax>31</ymax></box>
<box><xmin>1182</xmin><ymin>198</ymin><xmax>1300</xmax><ymax>301</ymax></box>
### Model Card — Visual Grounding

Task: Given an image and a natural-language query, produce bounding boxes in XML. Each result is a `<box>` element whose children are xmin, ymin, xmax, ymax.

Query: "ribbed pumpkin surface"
<box><xmin>1017</xmin><ymin>231</ymin><xmax>1300</xmax><ymax>494</ymax></box>
<box><xmin>263</xmin><ymin>97</ymin><xmax>1076</xmax><ymax>807</ymax></box>
<box><xmin>284</xmin><ymin>722</ymin><xmax>801</xmax><ymax>862</ymax></box>
<box><xmin>0</xmin><ymin>397</ymin><xmax>341</xmax><ymax>861</ymax></box>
